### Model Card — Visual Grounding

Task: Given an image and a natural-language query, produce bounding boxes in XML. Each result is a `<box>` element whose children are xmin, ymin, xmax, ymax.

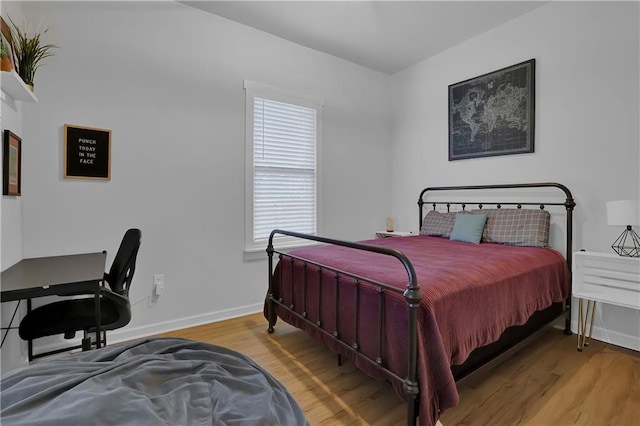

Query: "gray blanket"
<box><xmin>1</xmin><ymin>338</ymin><xmax>308</xmax><ymax>425</ymax></box>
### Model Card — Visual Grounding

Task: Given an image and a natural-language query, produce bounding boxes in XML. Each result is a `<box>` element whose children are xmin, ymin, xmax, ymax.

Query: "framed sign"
<box><xmin>449</xmin><ymin>59</ymin><xmax>535</xmax><ymax>161</ymax></box>
<box><xmin>3</xmin><ymin>130</ymin><xmax>21</xmax><ymax>196</ymax></box>
<box><xmin>64</xmin><ymin>124</ymin><xmax>111</xmax><ymax>180</ymax></box>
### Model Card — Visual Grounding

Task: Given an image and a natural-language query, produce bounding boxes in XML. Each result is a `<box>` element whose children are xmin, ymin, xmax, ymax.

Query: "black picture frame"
<box><xmin>448</xmin><ymin>59</ymin><xmax>535</xmax><ymax>161</ymax></box>
<box><xmin>3</xmin><ymin>130</ymin><xmax>22</xmax><ymax>196</ymax></box>
<box><xmin>64</xmin><ymin>124</ymin><xmax>111</xmax><ymax>180</ymax></box>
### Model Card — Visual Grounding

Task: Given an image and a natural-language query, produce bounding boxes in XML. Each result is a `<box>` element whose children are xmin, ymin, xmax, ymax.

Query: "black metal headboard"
<box><xmin>417</xmin><ymin>182</ymin><xmax>576</xmax><ymax>332</ymax></box>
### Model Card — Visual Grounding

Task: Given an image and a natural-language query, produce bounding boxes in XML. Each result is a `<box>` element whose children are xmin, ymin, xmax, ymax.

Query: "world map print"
<box><xmin>449</xmin><ymin>60</ymin><xmax>534</xmax><ymax>160</ymax></box>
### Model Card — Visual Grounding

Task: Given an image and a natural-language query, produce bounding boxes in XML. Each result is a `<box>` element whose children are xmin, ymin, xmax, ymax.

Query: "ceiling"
<box><xmin>183</xmin><ymin>1</ymin><xmax>548</xmax><ymax>74</ymax></box>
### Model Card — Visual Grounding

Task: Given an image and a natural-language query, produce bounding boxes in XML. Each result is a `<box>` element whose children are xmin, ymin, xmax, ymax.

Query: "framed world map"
<box><xmin>448</xmin><ymin>59</ymin><xmax>535</xmax><ymax>161</ymax></box>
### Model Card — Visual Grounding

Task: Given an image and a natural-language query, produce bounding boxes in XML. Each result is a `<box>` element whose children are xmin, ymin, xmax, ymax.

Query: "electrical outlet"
<box><xmin>153</xmin><ymin>274</ymin><xmax>165</xmax><ymax>297</ymax></box>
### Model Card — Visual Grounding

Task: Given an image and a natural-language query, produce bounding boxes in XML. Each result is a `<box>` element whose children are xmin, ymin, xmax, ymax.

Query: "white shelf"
<box><xmin>1</xmin><ymin>71</ymin><xmax>38</xmax><ymax>103</ymax></box>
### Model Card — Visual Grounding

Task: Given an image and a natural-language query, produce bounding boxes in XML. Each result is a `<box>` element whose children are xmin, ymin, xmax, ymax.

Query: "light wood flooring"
<box><xmin>157</xmin><ymin>313</ymin><xmax>640</xmax><ymax>425</ymax></box>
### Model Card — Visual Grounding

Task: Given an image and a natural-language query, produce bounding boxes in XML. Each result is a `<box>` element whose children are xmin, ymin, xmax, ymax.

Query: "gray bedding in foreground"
<box><xmin>1</xmin><ymin>337</ymin><xmax>308</xmax><ymax>425</ymax></box>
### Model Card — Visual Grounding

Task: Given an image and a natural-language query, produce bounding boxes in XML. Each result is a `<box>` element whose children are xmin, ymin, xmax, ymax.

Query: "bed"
<box><xmin>264</xmin><ymin>182</ymin><xmax>576</xmax><ymax>426</ymax></box>
<box><xmin>0</xmin><ymin>337</ymin><xmax>308</xmax><ymax>425</ymax></box>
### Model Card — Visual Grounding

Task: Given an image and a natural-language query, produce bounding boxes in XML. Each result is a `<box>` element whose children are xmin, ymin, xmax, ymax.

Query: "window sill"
<box><xmin>243</xmin><ymin>240</ymin><xmax>322</xmax><ymax>262</ymax></box>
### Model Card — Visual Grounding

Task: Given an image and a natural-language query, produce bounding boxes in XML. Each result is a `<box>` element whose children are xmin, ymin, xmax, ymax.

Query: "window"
<box><xmin>244</xmin><ymin>81</ymin><xmax>323</xmax><ymax>256</ymax></box>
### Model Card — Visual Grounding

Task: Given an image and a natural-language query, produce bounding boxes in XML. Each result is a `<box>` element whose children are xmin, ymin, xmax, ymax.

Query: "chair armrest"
<box><xmin>99</xmin><ymin>287</ymin><xmax>130</xmax><ymax>308</ymax></box>
<box><xmin>47</xmin><ymin>286</ymin><xmax>129</xmax><ymax>308</ymax></box>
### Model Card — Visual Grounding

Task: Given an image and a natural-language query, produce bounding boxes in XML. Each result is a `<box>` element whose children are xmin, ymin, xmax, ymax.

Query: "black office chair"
<box><xmin>19</xmin><ymin>228</ymin><xmax>142</xmax><ymax>356</ymax></box>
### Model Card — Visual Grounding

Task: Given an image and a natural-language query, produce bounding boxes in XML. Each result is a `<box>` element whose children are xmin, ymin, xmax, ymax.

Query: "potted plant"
<box><xmin>9</xmin><ymin>18</ymin><xmax>56</xmax><ymax>91</ymax></box>
<box><xmin>0</xmin><ymin>36</ymin><xmax>13</xmax><ymax>72</ymax></box>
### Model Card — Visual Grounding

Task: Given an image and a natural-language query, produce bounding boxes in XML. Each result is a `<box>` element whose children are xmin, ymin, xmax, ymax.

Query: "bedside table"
<box><xmin>375</xmin><ymin>231</ymin><xmax>413</xmax><ymax>238</ymax></box>
<box><xmin>572</xmin><ymin>251</ymin><xmax>640</xmax><ymax>351</ymax></box>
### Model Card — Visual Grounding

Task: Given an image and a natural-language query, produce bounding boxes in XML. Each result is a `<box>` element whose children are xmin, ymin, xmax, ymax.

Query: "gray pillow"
<box><xmin>420</xmin><ymin>210</ymin><xmax>456</xmax><ymax>237</ymax></box>
<box><xmin>450</xmin><ymin>213</ymin><xmax>487</xmax><ymax>244</ymax></box>
<box><xmin>471</xmin><ymin>208</ymin><xmax>550</xmax><ymax>247</ymax></box>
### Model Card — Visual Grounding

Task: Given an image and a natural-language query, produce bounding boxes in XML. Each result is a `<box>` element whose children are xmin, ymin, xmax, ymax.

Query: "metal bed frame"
<box><xmin>266</xmin><ymin>182</ymin><xmax>576</xmax><ymax>425</ymax></box>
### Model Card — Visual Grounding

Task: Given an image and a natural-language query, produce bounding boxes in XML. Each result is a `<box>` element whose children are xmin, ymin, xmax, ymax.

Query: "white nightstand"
<box><xmin>572</xmin><ymin>251</ymin><xmax>640</xmax><ymax>351</ymax></box>
<box><xmin>375</xmin><ymin>231</ymin><xmax>413</xmax><ymax>238</ymax></box>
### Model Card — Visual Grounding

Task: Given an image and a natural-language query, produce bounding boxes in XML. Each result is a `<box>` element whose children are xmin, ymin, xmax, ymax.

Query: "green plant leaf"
<box><xmin>8</xmin><ymin>17</ymin><xmax>57</xmax><ymax>84</ymax></box>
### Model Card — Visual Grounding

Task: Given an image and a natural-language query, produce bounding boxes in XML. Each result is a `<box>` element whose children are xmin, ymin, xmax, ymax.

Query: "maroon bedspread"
<box><xmin>268</xmin><ymin>235</ymin><xmax>568</xmax><ymax>425</ymax></box>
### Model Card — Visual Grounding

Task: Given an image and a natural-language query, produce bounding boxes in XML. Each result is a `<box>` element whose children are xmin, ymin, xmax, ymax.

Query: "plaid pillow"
<box><xmin>420</xmin><ymin>210</ymin><xmax>457</xmax><ymax>237</ymax></box>
<box><xmin>471</xmin><ymin>209</ymin><xmax>550</xmax><ymax>247</ymax></box>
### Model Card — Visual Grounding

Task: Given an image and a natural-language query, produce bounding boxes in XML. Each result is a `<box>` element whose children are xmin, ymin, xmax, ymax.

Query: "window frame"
<box><xmin>243</xmin><ymin>80</ymin><xmax>323</xmax><ymax>260</ymax></box>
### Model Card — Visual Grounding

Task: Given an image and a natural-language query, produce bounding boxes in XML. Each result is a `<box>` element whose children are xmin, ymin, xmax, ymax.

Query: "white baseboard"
<box><xmin>109</xmin><ymin>303</ymin><xmax>264</xmax><ymax>344</ymax></box>
<box><xmin>29</xmin><ymin>307</ymin><xmax>638</xmax><ymax>364</ymax></box>
<box><xmin>571</xmin><ymin>320</ymin><xmax>640</xmax><ymax>351</ymax></box>
<box><xmin>32</xmin><ymin>303</ymin><xmax>264</xmax><ymax>356</ymax></box>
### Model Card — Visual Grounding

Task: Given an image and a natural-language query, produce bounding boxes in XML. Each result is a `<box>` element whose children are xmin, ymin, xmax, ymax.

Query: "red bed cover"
<box><xmin>269</xmin><ymin>235</ymin><xmax>568</xmax><ymax>425</ymax></box>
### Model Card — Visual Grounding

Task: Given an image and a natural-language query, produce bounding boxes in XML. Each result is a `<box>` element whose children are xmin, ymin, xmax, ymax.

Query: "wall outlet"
<box><xmin>153</xmin><ymin>274</ymin><xmax>165</xmax><ymax>297</ymax></box>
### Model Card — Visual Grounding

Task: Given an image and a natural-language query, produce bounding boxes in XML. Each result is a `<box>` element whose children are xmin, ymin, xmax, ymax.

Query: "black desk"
<box><xmin>1</xmin><ymin>252</ymin><xmax>107</xmax><ymax>360</ymax></box>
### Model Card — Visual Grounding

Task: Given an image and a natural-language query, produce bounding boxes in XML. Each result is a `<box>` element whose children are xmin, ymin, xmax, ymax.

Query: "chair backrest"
<box><xmin>105</xmin><ymin>228</ymin><xmax>142</xmax><ymax>297</ymax></box>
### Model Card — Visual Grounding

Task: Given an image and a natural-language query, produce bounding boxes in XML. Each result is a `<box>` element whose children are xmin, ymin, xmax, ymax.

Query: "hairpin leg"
<box><xmin>577</xmin><ymin>298</ymin><xmax>597</xmax><ymax>351</ymax></box>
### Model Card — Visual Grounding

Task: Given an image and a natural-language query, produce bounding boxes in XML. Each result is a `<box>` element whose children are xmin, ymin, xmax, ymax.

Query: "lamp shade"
<box><xmin>607</xmin><ymin>200</ymin><xmax>639</xmax><ymax>226</ymax></box>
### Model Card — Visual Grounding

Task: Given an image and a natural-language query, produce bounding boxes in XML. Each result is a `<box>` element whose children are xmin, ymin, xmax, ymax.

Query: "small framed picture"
<box><xmin>64</xmin><ymin>124</ymin><xmax>111</xmax><ymax>180</ymax></box>
<box><xmin>3</xmin><ymin>130</ymin><xmax>22</xmax><ymax>196</ymax></box>
<box><xmin>0</xmin><ymin>17</ymin><xmax>15</xmax><ymax>70</ymax></box>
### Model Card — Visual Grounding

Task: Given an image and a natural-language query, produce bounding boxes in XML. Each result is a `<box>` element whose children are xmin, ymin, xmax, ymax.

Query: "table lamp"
<box><xmin>606</xmin><ymin>200</ymin><xmax>640</xmax><ymax>257</ymax></box>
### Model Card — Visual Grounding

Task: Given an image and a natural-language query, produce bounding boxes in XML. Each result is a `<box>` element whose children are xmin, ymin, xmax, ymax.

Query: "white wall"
<box><xmin>1</xmin><ymin>1</ymin><xmax>24</xmax><ymax>271</ymax></box>
<box><xmin>3</xmin><ymin>1</ymin><xmax>637</xmax><ymax>371</ymax></box>
<box><xmin>1</xmin><ymin>0</ymin><xmax>28</xmax><ymax>373</ymax></box>
<box><xmin>0</xmin><ymin>94</ymin><xmax>28</xmax><ymax>371</ymax></box>
<box><xmin>13</xmin><ymin>0</ymin><xmax>391</xmax><ymax>358</ymax></box>
<box><xmin>390</xmin><ymin>1</ymin><xmax>639</xmax><ymax>349</ymax></box>
<box><xmin>0</xmin><ymin>98</ymin><xmax>23</xmax><ymax>271</ymax></box>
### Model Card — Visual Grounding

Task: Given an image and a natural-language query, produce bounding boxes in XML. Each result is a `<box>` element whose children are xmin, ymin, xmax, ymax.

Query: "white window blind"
<box><xmin>252</xmin><ymin>96</ymin><xmax>317</xmax><ymax>243</ymax></box>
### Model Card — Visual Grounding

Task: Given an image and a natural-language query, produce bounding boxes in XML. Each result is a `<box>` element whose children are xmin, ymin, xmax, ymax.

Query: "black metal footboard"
<box><xmin>266</xmin><ymin>230</ymin><xmax>421</xmax><ymax>425</ymax></box>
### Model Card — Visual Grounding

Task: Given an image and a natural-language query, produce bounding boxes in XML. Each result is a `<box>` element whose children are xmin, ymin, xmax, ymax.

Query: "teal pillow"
<box><xmin>450</xmin><ymin>213</ymin><xmax>487</xmax><ymax>244</ymax></box>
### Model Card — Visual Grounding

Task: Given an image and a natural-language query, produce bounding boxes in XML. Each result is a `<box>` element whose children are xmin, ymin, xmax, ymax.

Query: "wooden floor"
<box><xmin>157</xmin><ymin>313</ymin><xmax>640</xmax><ymax>425</ymax></box>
